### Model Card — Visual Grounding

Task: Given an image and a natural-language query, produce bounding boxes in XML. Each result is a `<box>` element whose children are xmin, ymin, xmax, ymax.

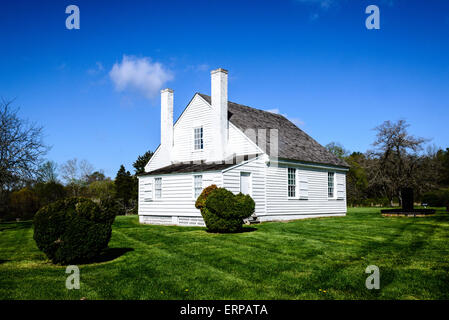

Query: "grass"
<box><xmin>1</xmin><ymin>207</ymin><xmax>449</xmax><ymax>300</ymax></box>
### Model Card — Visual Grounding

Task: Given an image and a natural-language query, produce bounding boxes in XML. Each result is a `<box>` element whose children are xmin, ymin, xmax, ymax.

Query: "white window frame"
<box><xmin>193</xmin><ymin>127</ymin><xmax>204</xmax><ymax>151</ymax></box>
<box><xmin>288</xmin><ymin>167</ymin><xmax>297</xmax><ymax>199</ymax></box>
<box><xmin>328</xmin><ymin>172</ymin><xmax>335</xmax><ymax>199</ymax></box>
<box><xmin>155</xmin><ymin>177</ymin><xmax>162</xmax><ymax>199</ymax></box>
<box><xmin>193</xmin><ymin>174</ymin><xmax>203</xmax><ymax>199</ymax></box>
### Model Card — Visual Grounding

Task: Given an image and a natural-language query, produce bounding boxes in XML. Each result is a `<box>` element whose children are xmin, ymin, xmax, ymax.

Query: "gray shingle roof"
<box><xmin>198</xmin><ymin>93</ymin><xmax>348</xmax><ymax>168</ymax></box>
<box><xmin>142</xmin><ymin>154</ymin><xmax>260</xmax><ymax>175</ymax></box>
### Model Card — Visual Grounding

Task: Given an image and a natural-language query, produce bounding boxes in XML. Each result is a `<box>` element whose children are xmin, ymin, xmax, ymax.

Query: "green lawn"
<box><xmin>1</xmin><ymin>207</ymin><xmax>449</xmax><ymax>300</ymax></box>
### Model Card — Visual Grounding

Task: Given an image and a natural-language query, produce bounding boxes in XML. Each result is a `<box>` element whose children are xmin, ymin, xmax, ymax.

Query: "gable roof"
<box><xmin>141</xmin><ymin>154</ymin><xmax>260</xmax><ymax>176</ymax></box>
<box><xmin>197</xmin><ymin>93</ymin><xmax>348</xmax><ymax>168</ymax></box>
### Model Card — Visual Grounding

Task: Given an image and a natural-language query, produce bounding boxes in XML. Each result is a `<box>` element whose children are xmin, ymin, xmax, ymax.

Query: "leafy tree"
<box><xmin>9</xmin><ymin>187</ymin><xmax>40</xmax><ymax>220</ymax></box>
<box><xmin>133</xmin><ymin>150</ymin><xmax>154</xmax><ymax>175</ymax></box>
<box><xmin>37</xmin><ymin>160</ymin><xmax>58</xmax><ymax>183</ymax></box>
<box><xmin>326</xmin><ymin>142</ymin><xmax>349</xmax><ymax>159</ymax></box>
<box><xmin>422</xmin><ymin>188</ymin><xmax>449</xmax><ymax>211</ymax></box>
<box><xmin>33</xmin><ymin>181</ymin><xmax>66</xmax><ymax>207</ymax></box>
<box><xmin>436</xmin><ymin>148</ymin><xmax>449</xmax><ymax>186</ymax></box>
<box><xmin>114</xmin><ymin>165</ymin><xmax>134</xmax><ymax>213</ymax></box>
<box><xmin>87</xmin><ymin>180</ymin><xmax>115</xmax><ymax>201</ymax></box>
<box><xmin>345</xmin><ymin>152</ymin><xmax>368</xmax><ymax>206</ymax></box>
<box><xmin>86</xmin><ymin>171</ymin><xmax>106</xmax><ymax>184</ymax></box>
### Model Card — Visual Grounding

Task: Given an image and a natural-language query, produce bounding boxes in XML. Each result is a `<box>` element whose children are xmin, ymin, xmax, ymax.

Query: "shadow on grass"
<box><xmin>205</xmin><ymin>227</ymin><xmax>257</xmax><ymax>234</ymax></box>
<box><xmin>88</xmin><ymin>247</ymin><xmax>134</xmax><ymax>264</ymax></box>
<box><xmin>0</xmin><ymin>259</ymin><xmax>9</xmax><ymax>264</ymax></box>
<box><xmin>241</xmin><ymin>227</ymin><xmax>258</xmax><ymax>233</ymax></box>
<box><xmin>0</xmin><ymin>221</ymin><xmax>33</xmax><ymax>231</ymax></box>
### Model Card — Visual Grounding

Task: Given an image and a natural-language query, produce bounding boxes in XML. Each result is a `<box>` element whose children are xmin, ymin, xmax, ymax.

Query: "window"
<box><xmin>288</xmin><ymin>168</ymin><xmax>296</xmax><ymax>198</ymax></box>
<box><xmin>194</xmin><ymin>175</ymin><xmax>203</xmax><ymax>198</ymax></box>
<box><xmin>240</xmin><ymin>172</ymin><xmax>251</xmax><ymax>195</ymax></box>
<box><xmin>194</xmin><ymin>127</ymin><xmax>203</xmax><ymax>150</ymax></box>
<box><xmin>155</xmin><ymin>177</ymin><xmax>162</xmax><ymax>199</ymax></box>
<box><xmin>328</xmin><ymin>172</ymin><xmax>335</xmax><ymax>198</ymax></box>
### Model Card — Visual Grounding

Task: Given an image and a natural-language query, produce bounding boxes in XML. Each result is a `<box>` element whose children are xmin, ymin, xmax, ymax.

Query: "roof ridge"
<box><xmin>197</xmin><ymin>92</ymin><xmax>285</xmax><ymax>119</ymax></box>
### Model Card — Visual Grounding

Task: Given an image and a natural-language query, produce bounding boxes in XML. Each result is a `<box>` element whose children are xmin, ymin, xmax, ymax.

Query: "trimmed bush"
<box><xmin>99</xmin><ymin>198</ymin><xmax>122</xmax><ymax>218</ymax></box>
<box><xmin>196</xmin><ymin>186</ymin><xmax>255</xmax><ymax>233</ymax></box>
<box><xmin>195</xmin><ymin>184</ymin><xmax>218</xmax><ymax>210</ymax></box>
<box><xmin>33</xmin><ymin>197</ymin><xmax>116</xmax><ymax>264</ymax></box>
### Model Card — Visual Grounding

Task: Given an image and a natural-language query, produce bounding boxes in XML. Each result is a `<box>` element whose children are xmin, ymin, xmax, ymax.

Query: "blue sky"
<box><xmin>1</xmin><ymin>0</ymin><xmax>448</xmax><ymax>178</ymax></box>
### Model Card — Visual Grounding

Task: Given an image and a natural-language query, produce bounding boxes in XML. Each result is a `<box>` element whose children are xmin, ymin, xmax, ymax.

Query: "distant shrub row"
<box><xmin>422</xmin><ymin>189</ymin><xmax>449</xmax><ymax>211</ymax></box>
<box><xmin>0</xmin><ymin>179</ymin><xmax>131</xmax><ymax>222</ymax></box>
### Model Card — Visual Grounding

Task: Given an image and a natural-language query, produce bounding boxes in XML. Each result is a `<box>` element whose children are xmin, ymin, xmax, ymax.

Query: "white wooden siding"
<box><xmin>138</xmin><ymin>171</ymin><xmax>222</xmax><ymax>226</ymax></box>
<box><xmin>145</xmin><ymin>94</ymin><xmax>263</xmax><ymax>172</ymax></box>
<box><xmin>145</xmin><ymin>146</ymin><xmax>164</xmax><ymax>173</ymax></box>
<box><xmin>228</xmin><ymin>123</ymin><xmax>263</xmax><ymax>156</ymax></box>
<box><xmin>264</xmin><ymin>164</ymin><xmax>347</xmax><ymax>220</ymax></box>
<box><xmin>172</xmin><ymin>95</ymin><xmax>213</xmax><ymax>163</ymax></box>
<box><xmin>222</xmin><ymin>157</ymin><xmax>267</xmax><ymax>216</ymax></box>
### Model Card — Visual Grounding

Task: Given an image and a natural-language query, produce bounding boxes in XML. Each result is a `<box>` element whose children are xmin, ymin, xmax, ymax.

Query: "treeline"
<box><xmin>326</xmin><ymin>120</ymin><xmax>449</xmax><ymax>208</ymax></box>
<box><xmin>0</xmin><ymin>153</ymin><xmax>153</xmax><ymax>221</ymax></box>
<box><xmin>0</xmin><ymin>99</ymin><xmax>154</xmax><ymax>221</ymax></box>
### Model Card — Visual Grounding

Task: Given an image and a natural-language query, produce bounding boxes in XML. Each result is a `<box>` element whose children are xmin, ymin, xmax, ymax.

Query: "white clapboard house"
<box><xmin>138</xmin><ymin>68</ymin><xmax>349</xmax><ymax>226</ymax></box>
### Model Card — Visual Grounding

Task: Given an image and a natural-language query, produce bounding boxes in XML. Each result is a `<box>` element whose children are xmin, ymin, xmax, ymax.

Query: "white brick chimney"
<box><xmin>210</xmin><ymin>68</ymin><xmax>228</xmax><ymax>161</ymax></box>
<box><xmin>160</xmin><ymin>88</ymin><xmax>174</xmax><ymax>161</ymax></box>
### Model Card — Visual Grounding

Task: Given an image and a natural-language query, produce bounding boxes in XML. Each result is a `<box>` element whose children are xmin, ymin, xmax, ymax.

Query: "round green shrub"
<box><xmin>33</xmin><ymin>197</ymin><xmax>116</xmax><ymax>264</ymax></box>
<box><xmin>195</xmin><ymin>184</ymin><xmax>218</xmax><ymax>210</ymax></box>
<box><xmin>197</xmin><ymin>187</ymin><xmax>255</xmax><ymax>233</ymax></box>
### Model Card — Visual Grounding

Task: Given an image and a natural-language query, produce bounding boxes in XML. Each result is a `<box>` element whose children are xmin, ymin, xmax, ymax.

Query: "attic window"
<box><xmin>194</xmin><ymin>127</ymin><xmax>203</xmax><ymax>150</ymax></box>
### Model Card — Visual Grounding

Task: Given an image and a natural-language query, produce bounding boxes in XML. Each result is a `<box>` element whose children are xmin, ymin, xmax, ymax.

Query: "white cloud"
<box><xmin>265</xmin><ymin>108</ymin><xmax>304</xmax><ymax>127</ymax></box>
<box><xmin>109</xmin><ymin>55</ymin><xmax>173</xmax><ymax>99</ymax></box>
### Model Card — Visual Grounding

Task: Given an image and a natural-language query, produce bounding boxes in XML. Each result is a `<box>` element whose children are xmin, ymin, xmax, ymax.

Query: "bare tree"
<box><xmin>367</xmin><ymin>120</ymin><xmax>428</xmax><ymax>205</ymax></box>
<box><xmin>60</xmin><ymin>158</ymin><xmax>94</xmax><ymax>196</ymax></box>
<box><xmin>79</xmin><ymin>159</ymin><xmax>94</xmax><ymax>181</ymax></box>
<box><xmin>0</xmin><ymin>99</ymin><xmax>48</xmax><ymax>194</ymax></box>
<box><xmin>60</xmin><ymin>158</ymin><xmax>79</xmax><ymax>185</ymax></box>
